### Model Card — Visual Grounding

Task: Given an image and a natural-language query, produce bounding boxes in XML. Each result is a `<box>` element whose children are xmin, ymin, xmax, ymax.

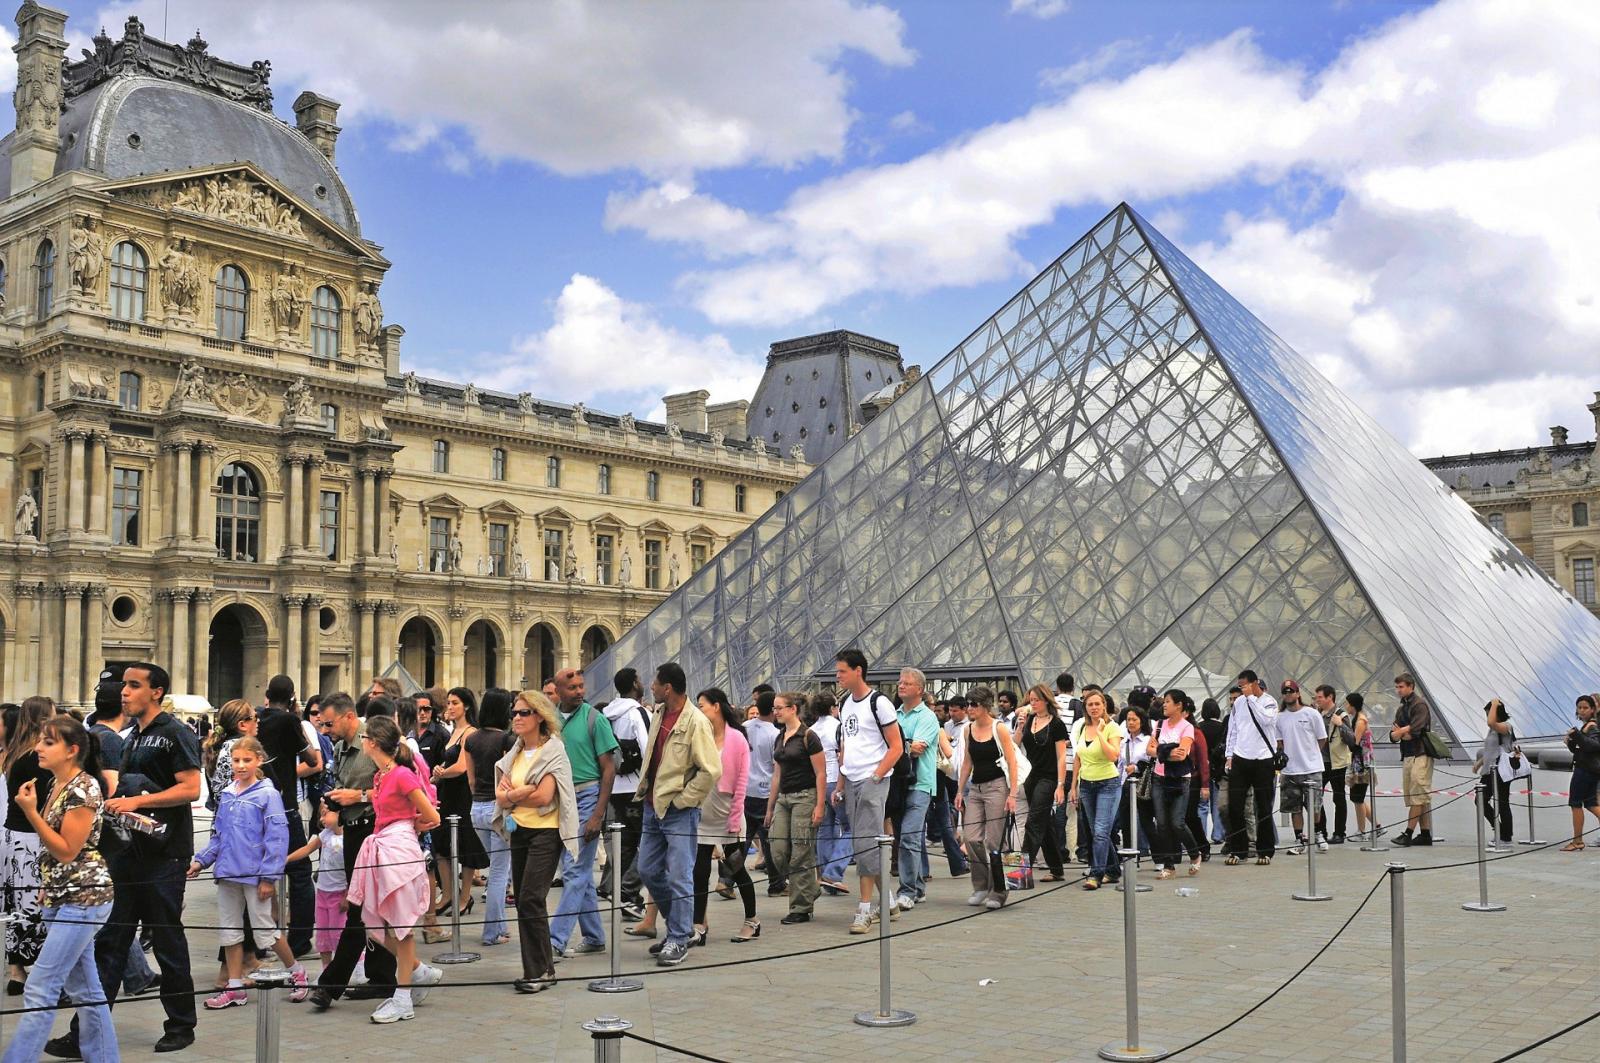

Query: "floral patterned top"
<box><xmin>41</xmin><ymin>771</ymin><xmax>114</xmax><ymax>908</ymax></box>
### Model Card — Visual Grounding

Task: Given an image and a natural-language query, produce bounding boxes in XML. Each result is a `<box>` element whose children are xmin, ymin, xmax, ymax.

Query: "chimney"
<box><xmin>706</xmin><ymin>399</ymin><xmax>748</xmax><ymax>439</ymax></box>
<box><xmin>379</xmin><ymin>323</ymin><xmax>405</xmax><ymax>378</ymax></box>
<box><xmin>662</xmin><ymin>390</ymin><xmax>709</xmax><ymax>434</ymax></box>
<box><xmin>10</xmin><ymin>3</ymin><xmax>69</xmax><ymax>197</ymax></box>
<box><xmin>1551</xmin><ymin>425</ymin><xmax>1569</xmax><ymax>447</ymax></box>
<box><xmin>293</xmin><ymin>91</ymin><xmax>342</xmax><ymax>162</ymax></box>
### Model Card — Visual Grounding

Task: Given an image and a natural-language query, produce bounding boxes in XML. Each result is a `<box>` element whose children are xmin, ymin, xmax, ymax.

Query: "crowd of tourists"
<box><xmin>2</xmin><ymin>654</ymin><xmax>1598</xmax><ymax>1059</ymax></box>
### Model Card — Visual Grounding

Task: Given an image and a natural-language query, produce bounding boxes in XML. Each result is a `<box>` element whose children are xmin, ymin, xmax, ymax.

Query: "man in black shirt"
<box><xmin>411</xmin><ymin>692</ymin><xmax>449</xmax><ymax>767</ymax></box>
<box><xmin>51</xmin><ymin>663</ymin><xmax>200</xmax><ymax>1057</ymax></box>
<box><xmin>259</xmin><ymin>674</ymin><xmax>320</xmax><ymax>956</ymax></box>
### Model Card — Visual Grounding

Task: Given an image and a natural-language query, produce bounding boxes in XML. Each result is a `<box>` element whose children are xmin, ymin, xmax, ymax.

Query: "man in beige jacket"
<box><xmin>634</xmin><ymin>662</ymin><xmax>722</xmax><ymax>966</ymax></box>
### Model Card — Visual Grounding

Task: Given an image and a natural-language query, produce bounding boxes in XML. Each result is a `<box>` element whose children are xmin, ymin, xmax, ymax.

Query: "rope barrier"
<box><xmin>619</xmin><ymin>1030</ymin><xmax>733</xmax><ymax>1062</ymax></box>
<box><xmin>1489</xmin><ymin>1005</ymin><xmax>1600</xmax><ymax>1062</ymax></box>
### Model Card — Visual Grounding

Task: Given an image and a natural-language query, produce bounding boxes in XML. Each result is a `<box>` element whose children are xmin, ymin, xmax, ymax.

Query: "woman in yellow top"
<box><xmin>1066</xmin><ymin>690</ymin><xmax>1125</xmax><ymax>889</ymax></box>
<box><xmin>493</xmin><ymin>691</ymin><xmax>577</xmax><ymax>995</ymax></box>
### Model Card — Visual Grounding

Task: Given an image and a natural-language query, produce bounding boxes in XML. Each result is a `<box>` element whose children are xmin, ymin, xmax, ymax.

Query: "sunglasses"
<box><xmin>317</xmin><ymin>721</ymin><xmax>334</xmax><ymax>729</ymax></box>
<box><xmin>511</xmin><ymin>709</ymin><xmax>537</xmax><ymax>718</ymax></box>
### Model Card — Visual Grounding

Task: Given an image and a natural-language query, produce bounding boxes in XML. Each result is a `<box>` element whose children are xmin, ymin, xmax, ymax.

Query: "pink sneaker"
<box><xmin>289</xmin><ymin>968</ymin><xmax>309</xmax><ymax>1003</ymax></box>
<box><xmin>204</xmin><ymin>988</ymin><xmax>249</xmax><ymax>1009</ymax></box>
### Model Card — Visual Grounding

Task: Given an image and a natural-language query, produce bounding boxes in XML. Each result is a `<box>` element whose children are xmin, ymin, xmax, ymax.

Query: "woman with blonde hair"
<box><xmin>1067</xmin><ymin>690</ymin><xmax>1125</xmax><ymax>889</ymax></box>
<box><xmin>493</xmin><ymin>690</ymin><xmax>577</xmax><ymax>994</ymax></box>
<box><xmin>3</xmin><ymin>697</ymin><xmax>55</xmax><ymax>993</ymax></box>
<box><xmin>203</xmin><ymin>700</ymin><xmax>259</xmax><ymax>812</ymax></box>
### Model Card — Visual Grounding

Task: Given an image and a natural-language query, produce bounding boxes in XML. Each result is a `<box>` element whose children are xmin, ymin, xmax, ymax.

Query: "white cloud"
<box><xmin>888</xmin><ymin>110</ymin><xmax>928</xmax><ymax>134</ymax></box>
<box><xmin>453</xmin><ymin>275</ymin><xmax>764</xmax><ymax>420</ymax></box>
<box><xmin>1039</xmin><ymin>39</ymin><xmax>1152</xmax><ymax>92</ymax></box>
<box><xmin>80</xmin><ymin>0</ymin><xmax>912</xmax><ymax>176</ymax></box>
<box><xmin>1010</xmin><ymin>0</ymin><xmax>1071</xmax><ymax>19</ymax></box>
<box><xmin>603</xmin><ymin>182</ymin><xmax>786</xmax><ymax>259</ymax></box>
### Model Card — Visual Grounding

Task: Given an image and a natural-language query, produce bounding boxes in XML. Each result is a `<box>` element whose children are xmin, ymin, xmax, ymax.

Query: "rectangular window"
<box><xmin>1576</xmin><ymin>557</ymin><xmax>1596</xmax><ymax>605</ymax></box>
<box><xmin>319</xmin><ymin>491</ymin><xmax>341</xmax><ymax>560</ymax></box>
<box><xmin>112</xmin><ymin>468</ymin><xmax>142</xmax><ymax>546</ymax></box>
<box><xmin>491</xmin><ymin>448</ymin><xmax>506</xmax><ymax>482</ymax></box>
<box><xmin>598</xmin><ymin>463</ymin><xmax>611</xmax><ymax>495</ymax></box>
<box><xmin>595</xmin><ymin>533</ymin><xmax>614</xmax><ymax>585</ymax></box>
<box><xmin>544</xmin><ymin>528</ymin><xmax>564</xmax><ymax>582</ymax></box>
<box><xmin>488</xmin><ymin>521</ymin><xmax>509</xmax><ymax>577</ymax></box>
<box><xmin>691</xmin><ymin>543</ymin><xmax>708</xmax><ymax>573</ymax></box>
<box><xmin>322</xmin><ymin>404</ymin><xmax>339</xmax><ymax>434</ymax></box>
<box><xmin>646</xmin><ymin>471</ymin><xmax>659</xmax><ymax>501</ymax></box>
<box><xmin>1487</xmin><ymin>512</ymin><xmax>1505</xmax><ymax>535</ymax></box>
<box><xmin>734</xmin><ymin>484</ymin><xmax>746</xmax><ymax>513</ymax></box>
<box><xmin>35</xmin><ymin>372</ymin><xmax>45</xmax><ymax>412</ymax></box>
<box><xmin>546</xmin><ymin>456</ymin><xmax>561</xmax><ymax>488</ymax></box>
<box><xmin>429</xmin><ymin>516</ymin><xmax>450</xmax><ymax>572</ymax></box>
<box><xmin>432</xmin><ymin>440</ymin><xmax>449</xmax><ymax>474</ymax></box>
<box><xmin>644</xmin><ymin>538</ymin><xmax>663</xmax><ymax>590</ymax></box>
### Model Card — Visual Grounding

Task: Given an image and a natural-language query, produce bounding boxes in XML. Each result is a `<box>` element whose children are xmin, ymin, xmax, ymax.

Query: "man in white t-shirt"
<box><xmin>1275</xmin><ymin>680</ymin><xmax>1328</xmax><ymax>856</ymax></box>
<box><xmin>602</xmin><ymin>667</ymin><xmax>651</xmax><ymax>918</ymax></box>
<box><xmin>830</xmin><ymin>649</ymin><xmax>904</xmax><ymax>934</ymax></box>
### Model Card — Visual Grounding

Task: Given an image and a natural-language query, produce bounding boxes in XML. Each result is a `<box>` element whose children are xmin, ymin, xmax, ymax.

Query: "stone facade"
<box><xmin>1423</xmin><ymin>399</ymin><xmax>1600</xmax><ymax>615</ymax></box>
<box><xmin>0</xmin><ymin>8</ymin><xmax>805</xmax><ymax>707</ymax></box>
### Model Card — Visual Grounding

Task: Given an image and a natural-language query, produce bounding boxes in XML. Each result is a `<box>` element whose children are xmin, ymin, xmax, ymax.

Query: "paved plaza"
<box><xmin>17</xmin><ymin>765</ymin><xmax>1594</xmax><ymax>1062</ymax></box>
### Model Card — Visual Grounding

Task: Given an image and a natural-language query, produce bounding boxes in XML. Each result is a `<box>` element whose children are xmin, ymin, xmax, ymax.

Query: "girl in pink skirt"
<box><xmin>288</xmin><ymin>804</ymin><xmax>347</xmax><ymax>966</ymax></box>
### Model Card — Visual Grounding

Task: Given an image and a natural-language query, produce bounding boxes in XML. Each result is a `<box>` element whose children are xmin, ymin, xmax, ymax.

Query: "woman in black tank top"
<box><xmin>953</xmin><ymin>688</ymin><xmax>1019</xmax><ymax>909</ymax></box>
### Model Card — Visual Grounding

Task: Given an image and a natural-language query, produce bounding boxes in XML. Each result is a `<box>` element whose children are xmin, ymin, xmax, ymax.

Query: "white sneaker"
<box><xmin>410</xmin><ymin>964</ymin><xmax>443</xmax><ymax>1005</ymax></box>
<box><xmin>1316</xmin><ymin>838</ymin><xmax>1329</xmax><ymax>854</ymax></box>
<box><xmin>967</xmin><ymin>891</ymin><xmax>986</xmax><ymax>906</ymax></box>
<box><xmin>848</xmin><ymin>910</ymin><xmax>873</xmax><ymax>935</ymax></box>
<box><xmin>370</xmin><ymin>997</ymin><xmax>414</xmax><ymax>1024</ymax></box>
<box><xmin>895</xmin><ymin>893</ymin><xmax>917</xmax><ymax>910</ymax></box>
<box><xmin>983</xmin><ymin>896</ymin><xmax>1004</xmax><ymax>910</ymax></box>
<box><xmin>1285</xmin><ymin>843</ymin><xmax>1306</xmax><ymax>856</ymax></box>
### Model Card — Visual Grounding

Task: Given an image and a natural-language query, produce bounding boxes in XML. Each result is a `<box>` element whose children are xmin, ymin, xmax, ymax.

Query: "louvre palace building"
<box><xmin>0</xmin><ymin>6</ymin><xmax>912</xmax><ymax>708</ymax></box>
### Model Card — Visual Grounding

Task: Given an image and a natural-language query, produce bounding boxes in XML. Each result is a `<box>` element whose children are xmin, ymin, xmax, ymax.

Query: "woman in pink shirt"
<box><xmin>691</xmin><ymin>689</ymin><xmax>753</xmax><ymax>948</ymax></box>
<box><xmin>1146</xmin><ymin>690</ymin><xmax>1201</xmax><ymax>879</ymax></box>
<box><xmin>345</xmin><ymin>715</ymin><xmax>442</xmax><ymax>1025</ymax></box>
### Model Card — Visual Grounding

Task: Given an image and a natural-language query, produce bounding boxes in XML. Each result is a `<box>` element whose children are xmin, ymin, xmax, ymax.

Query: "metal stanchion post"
<box><xmin>433</xmin><ymin>815</ymin><xmax>481</xmax><ymax>964</ymax></box>
<box><xmin>1517</xmin><ymin>781</ymin><xmax>1546</xmax><ymax>845</ymax></box>
<box><xmin>1293</xmin><ymin>805</ymin><xmax>1331</xmax><ymax>901</ymax></box>
<box><xmin>590</xmin><ymin>823</ymin><xmax>642</xmax><ymax>993</ymax></box>
<box><xmin>853</xmin><ymin>834</ymin><xmax>915</xmax><ymax>1028</ymax></box>
<box><xmin>1099</xmin><ymin>849</ymin><xmax>1168</xmax><ymax>1061</ymax></box>
<box><xmin>1388</xmin><ymin>863</ymin><xmax>1407</xmax><ymax>1063</ymax></box>
<box><xmin>583</xmin><ymin>1015</ymin><xmax>632</xmax><ymax>1063</ymax></box>
<box><xmin>1463</xmin><ymin>781</ymin><xmax>1506</xmax><ymax>913</ymax></box>
<box><xmin>1116</xmin><ymin>783</ymin><xmax>1151</xmax><ymax>893</ymax></box>
<box><xmin>253</xmin><ymin>967</ymin><xmax>291</xmax><ymax>1063</ymax></box>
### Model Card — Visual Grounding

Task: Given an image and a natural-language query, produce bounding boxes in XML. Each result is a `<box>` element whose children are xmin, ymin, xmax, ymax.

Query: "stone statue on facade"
<box><xmin>789</xmin><ymin>444</ymin><xmax>806</xmax><ymax>460</ymax></box>
<box><xmin>517</xmin><ymin>392</ymin><xmax>535</xmax><ymax>414</ymax></box>
<box><xmin>402</xmin><ymin>371</ymin><xmax>421</xmax><ymax>396</ymax></box>
<box><xmin>448</xmin><ymin>533</ymin><xmax>464</xmax><ymax>572</ymax></box>
<box><xmin>68</xmin><ymin>215</ymin><xmax>104</xmax><ymax>293</ymax></box>
<box><xmin>462</xmin><ymin>383</ymin><xmax>481</xmax><ymax>406</ymax></box>
<box><xmin>417</xmin><ymin>550</ymin><xmax>425</xmax><ymax>572</ymax></box>
<box><xmin>352</xmin><ymin>282</ymin><xmax>383</xmax><ymax>347</ymax></box>
<box><xmin>158</xmin><ymin>238</ymin><xmax>202</xmax><ymax>315</ymax></box>
<box><xmin>710</xmin><ymin>428</ymin><xmax>725</xmax><ymax>448</ymax></box>
<box><xmin>571</xmin><ymin>402</ymin><xmax>587</xmax><ymax>426</ymax></box>
<box><xmin>475</xmin><ymin>555</ymin><xmax>485</xmax><ymax>576</ymax></box>
<box><xmin>667</xmin><ymin>421</ymin><xmax>682</xmax><ymax>442</ymax></box>
<box><xmin>668</xmin><ymin>552</ymin><xmax>681</xmax><ymax>588</ymax></box>
<box><xmin>619</xmin><ymin>548</ymin><xmax>633</xmax><ymax>587</ymax></box>
<box><xmin>389</xmin><ymin>535</ymin><xmax>399</xmax><ymax>564</ymax></box>
<box><xmin>619</xmin><ymin>413</ymin><xmax>635</xmax><ymax>434</ymax></box>
<box><xmin>564</xmin><ymin>542</ymin><xmax>582</xmax><ymax>582</ymax></box>
<box><xmin>14</xmin><ymin>491</ymin><xmax>39</xmax><ymax>540</ymax></box>
<box><xmin>172</xmin><ymin>359</ymin><xmax>213</xmax><ymax>404</ymax></box>
<box><xmin>510</xmin><ymin>534</ymin><xmax>525</xmax><ymax>576</ymax></box>
<box><xmin>269</xmin><ymin>263</ymin><xmax>308</xmax><ymax>331</ymax></box>
<box><xmin>283</xmin><ymin>377</ymin><xmax>316</xmax><ymax>421</ymax></box>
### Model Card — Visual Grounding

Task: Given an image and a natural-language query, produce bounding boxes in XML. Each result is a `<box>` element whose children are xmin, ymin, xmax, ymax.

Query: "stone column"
<box><xmin>13</xmin><ymin>583</ymin><xmax>41</xmax><ymax>696</ymax></box>
<box><xmin>86</xmin><ymin>432</ymin><xmax>108</xmax><ymax>537</ymax></box>
<box><xmin>283</xmin><ymin>594</ymin><xmax>305</xmax><ymax>686</ymax></box>
<box><xmin>38</xmin><ymin>585</ymin><xmax>60</xmax><ymax>695</ymax></box>
<box><xmin>170</xmin><ymin>588</ymin><xmax>193</xmax><ymax>694</ymax></box>
<box><xmin>173</xmin><ymin>443</ymin><xmax>194</xmax><ymax>540</ymax></box>
<box><xmin>302</xmin><ymin>595</ymin><xmax>323</xmax><ymax>700</ymax></box>
<box><xmin>374</xmin><ymin>473</ymin><xmax>391</xmax><ymax>560</ymax></box>
<box><xmin>377</xmin><ymin>601</ymin><xmax>398</xmax><ymax>676</ymax></box>
<box><xmin>445</xmin><ymin>606</ymin><xmax>466</xmax><ymax>689</ymax></box>
<box><xmin>196</xmin><ymin>443</ymin><xmax>217</xmax><ymax>545</ymax></box>
<box><xmin>83</xmin><ymin>583</ymin><xmax>105</xmax><ymax>701</ymax></box>
<box><xmin>66</xmin><ymin>431</ymin><xmax>86</xmax><ymax>532</ymax></box>
<box><xmin>190</xmin><ymin>589</ymin><xmax>213</xmax><ymax>702</ymax></box>
<box><xmin>353</xmin><ymin>601</ymin><xmax>373</xmax><ymax>688</ymax></box>
<box><xmin>353</xmin><ymin>470</ymin><xmax>371</xmax><ymax>560</ymax></box>
<box><xmin>285</xmin><ymin>458</ymin><xmax>305</xmax><ymax>552</ymax></box>
<box><xmin>564</xmin><ymin>610</ymin><xmax>581</xmax><ymax>670</ymax></box>
<box><xmin>61</xmin><ymin>584</ymin><xmax>83</xmax><ymax>705</ymax></box>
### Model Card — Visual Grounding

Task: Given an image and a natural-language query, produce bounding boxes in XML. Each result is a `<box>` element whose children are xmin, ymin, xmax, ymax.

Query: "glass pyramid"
<box><xmin>588</xmin><ymin>205</ymin><xmax>1600</xmax><ymax>744</ymax></box>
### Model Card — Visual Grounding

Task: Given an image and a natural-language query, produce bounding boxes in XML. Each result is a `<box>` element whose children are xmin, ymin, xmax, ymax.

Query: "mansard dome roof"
<box><xmin>0</xmin><ymin>22</ymin><xmax>359</xmax><ymax>236</ymax></box>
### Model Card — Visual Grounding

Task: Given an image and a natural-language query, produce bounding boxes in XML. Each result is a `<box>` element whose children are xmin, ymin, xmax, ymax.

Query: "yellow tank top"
<box><xmin>509</xmin><ymin>747</ymin><xmax>559</xmax><ymax>830</ymax></box>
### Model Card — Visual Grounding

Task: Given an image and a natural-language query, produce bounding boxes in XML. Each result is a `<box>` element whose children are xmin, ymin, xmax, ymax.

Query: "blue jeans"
<box><xmin>1201</xmin><ymin>794</ymin><xmax>1225</xmax><ymax>846</ymax></box>
<box><xmin>1079</xmin><ymin>777</ymin><xmax>1122</xmax><ymax>880</ymax></box>
<box><xmin>819</xmin><ymin>789</ymin><xmax>853</xmax><ymax>882</ymax></box>
<box><xmin>637</xmin><ymin>802</ymin><xmax>701</xmax><ymax>947</ymax></box>
<box><xmin>929</xmin><ymin>780</ymin><xmax>968</xmax><ymax>875</ymax></box>
<box><xmin>121</xmin><ymin>936</ymin><xmax>154</xmax><ymax>993</ymax></box>
<box><xmin>4</xmin><ymin>904</ymin><xmax>119</xmax><ymax>1063</ymax></box>
<box><xmin>895</xmin><ymin>788</ymin><xmax>932</xmax><ymax>900</ymax></box>
<box><xmin>471</xmin><ymin>799</ymin><xmax>512</xmax><ymax>944</ymax></box>
<box><xmin>549</xmin><ymin>784</ymin><xmax>604</xmax><ymax>950</ymax></box>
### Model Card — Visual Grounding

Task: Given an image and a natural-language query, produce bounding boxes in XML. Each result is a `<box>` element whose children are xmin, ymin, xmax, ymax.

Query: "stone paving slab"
<box><xmin>20</xmin><ymin>767</ymin><xmax>1598</xmax><ymax>1062</ymax></box>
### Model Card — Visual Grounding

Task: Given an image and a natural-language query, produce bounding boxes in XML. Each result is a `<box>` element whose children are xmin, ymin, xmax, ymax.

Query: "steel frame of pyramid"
<box><xmin>587</xmin><ymin>204</ymin><xmax>1600</xmax><ymax>744</ymax></box>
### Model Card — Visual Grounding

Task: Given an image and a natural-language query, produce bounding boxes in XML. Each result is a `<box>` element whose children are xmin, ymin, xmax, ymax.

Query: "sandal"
<box><xmin>1225</xmin><ymin>855</ymin><xmax>1241</xmax><ymax>866</ymax></box>
<box><xmin>1188</xmin><ymin>859</ymin><xmax>1202</xmax><ymax>876</ymax></box>
<box><xmin>1082</xmin><ymin>878</ymin><xmax>1099</xmax><ymax>890</ymax></box>
<box><xmin>1156</xmin><ymin>869</ymin><xmax>1174</xmax><ymax>880</ymax></box>
<box><xmin>730</xmin><ymin>919</ymin><xmax>761</xmax><ymax>943</ymax></box>
<box><xmin>1560</xmin><ymin>841</ymin><xmax>1585</xmax><ymax>852</ymax></box>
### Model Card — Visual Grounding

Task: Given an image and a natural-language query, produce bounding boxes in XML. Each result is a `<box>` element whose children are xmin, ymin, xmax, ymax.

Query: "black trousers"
<box><xmin>1316</xmin><ymin>767</ymin><xmax>1348</xmax><ymax>838</ymax></box>
<box><xmin>87</xmin><ymin>854</ymin><xmax>196</xmax><ymax>1038</ymax></box>
<box><xmin>1481</xmin><ymin>772</ymin><xmax>1514</xmax><ymax>842</ymax></box>
<box><xmin>1184</xmin><ymin>776</ymin><xmax>1210</xmax><ymax>856</ymax></box>
<box><xmin>284</xmin><ymin>809</ymin><xmax>316</xmax><ymax>955</ymax></box>
<box><xmin>698</xmin><ymin>841</ymin><xmax>754</xmax><ymax>924</ymax></box>
<box><xmin>600</xmin><ymin>792</ymin><xmax>643</xmax><ymax>904</ymax></box>
<box><xmin>1226</xmin><ymin>757</ymin><xmax>1278</xmax><ymax>858</ymax></box>
<box><xmin>315</xmin><ymin>818</ymin><xmax>397</xmax><ymax>998</ymax></box>
<box><xmin>510</xmin><ymin>826</ymin><xmax>562</xmax><ymax>980</ymax></box>
<box><xmin>1022</xmin><ymin>773</ymin><xmax>1066</xmax><ymax>876</ymax></box>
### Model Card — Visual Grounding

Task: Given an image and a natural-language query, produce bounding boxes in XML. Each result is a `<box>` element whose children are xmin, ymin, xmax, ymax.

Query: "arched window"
<box><xmin>34</xmin><ymin>240</ymin><xmax>55</xmax><ymax>319</ymax></box>
<box><xmin>491</xmin><ymin>447</ymin><xmax>507</xmax><ymax>481</ymax></box>
<box><xmin>118</xmin><ymin>371</ymin><xmax>141</xmax><ymax>411</ymax></box>
<box><xmin>311</xmin><ymin>285</ymin><xmax>341</xmax><ymax>358</ymax></box>
<box><xmin>597</xmin><ymin>463</ymin><xmax>612</xmax><ymax>495</ymax></box>
<box><xmin>321</xmin><ymin>403</ymin><xmax>338</xmax><ymax>434</ymax></box>
<box><xmin>691</xmin><ymin>478</ymin><xmax>704</xmax><ymax>507</ymax></box>
<box><xmin>1574</xmin><ymin>502</ymin><xmax>1590</xmax><ymax>528</ymax></box>
<box><xmin>432</xmin><ymin>439</ymin><xmax>449</xmax><ymax>473</ymax></box>
<box><xmin>646</xmin><ymin>470</ymin><xmax>660</xmax><ymax>502</ymax></box>
<box><xmin>109</xmin><ymin>241</ymin><xmax>148</xmax><ymax>321</ymax></box>
<box><xmin>215</xmin><ymin>463</ymin><xmax>262</xmax><ymax>562</ymax></box>
<box><xmin>734</xmin><ymin>484</ymin><xmax>746</xmax><ymax>513</ymax></box>
<box><xmin>546</xmin><ymin>456</ymin><xmax>561</xmax><ymax>488</ymax></box>
<box><xmin>214</xmin><ymin>264</ymin><xmax>249</xmax><ymax>340</ymax></box>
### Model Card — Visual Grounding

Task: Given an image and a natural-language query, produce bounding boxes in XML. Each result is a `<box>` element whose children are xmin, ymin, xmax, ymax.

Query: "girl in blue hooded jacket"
<box><xmin>189</xmin><ymin>737</ymin><xmax>309</xmax><ymax>1007</ymax></box>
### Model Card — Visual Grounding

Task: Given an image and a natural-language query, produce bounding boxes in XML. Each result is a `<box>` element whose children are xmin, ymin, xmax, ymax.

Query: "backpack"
<box><xmin>307</xmin><ymin>731</ymin><xmax>337</xmax><ymax>807</ymax></box>
<box><xmin>861</xmin><ymin>692</ymin><xmax>912</xmax><ymax>794</ymax></box>
<box><xmin>613</xmin><ymin>705</ymin><xmax>653</xmax><ymax>777</ymax></box>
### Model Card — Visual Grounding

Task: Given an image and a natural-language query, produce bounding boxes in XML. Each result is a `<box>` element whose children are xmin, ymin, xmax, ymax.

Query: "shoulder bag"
<box><xmin>1242</xmin><ymin>697</ymin><xmax>1289</xmax><ymax>772</ymax></box>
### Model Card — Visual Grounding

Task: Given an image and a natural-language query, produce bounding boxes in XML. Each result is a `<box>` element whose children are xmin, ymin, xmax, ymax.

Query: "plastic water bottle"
<box><xmin>1174</xmin><ymin>887</ymin><xmax>1198</xmax><ymax>897</ymax></box>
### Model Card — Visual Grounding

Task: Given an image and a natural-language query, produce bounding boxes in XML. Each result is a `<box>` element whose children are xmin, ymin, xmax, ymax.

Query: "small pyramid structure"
<box><xmin>588</xmin><ymin>205</ymin><xmax>1600</xmax><ymax>743</ymax></box>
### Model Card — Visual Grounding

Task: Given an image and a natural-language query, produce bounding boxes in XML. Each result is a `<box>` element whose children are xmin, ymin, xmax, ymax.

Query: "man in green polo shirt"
<box><xmin>894</xmin><ymin>667</ymin><xmax>943</xmax><ymax>910</ymax></box>
<box><xmin>548</xmin><ymin>668</ymin><xmax>619</xmax><ymax>955</ymax></box>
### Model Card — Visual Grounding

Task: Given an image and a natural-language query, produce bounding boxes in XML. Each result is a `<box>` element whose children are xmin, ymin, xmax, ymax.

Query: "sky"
<box><xmin>12</xmin><ymin>0</ymin><xmax>1598</xmax><ymax>456</ymax></box>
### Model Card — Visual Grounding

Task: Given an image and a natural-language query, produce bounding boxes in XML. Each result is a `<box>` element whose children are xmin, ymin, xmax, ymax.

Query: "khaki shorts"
<box><xmin>1401</xmin><ymin>755</ymin><xmax>1433</xmax><ymax>808</ymax></box>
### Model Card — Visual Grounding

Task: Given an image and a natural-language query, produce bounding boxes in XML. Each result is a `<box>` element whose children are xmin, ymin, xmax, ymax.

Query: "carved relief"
<box><xmin>68</xmin><ymin>216</ymin><xmax>105</xmax><ymax>293</ymax></box>
<box><xmin>283</xmin><ymin>377</ymin><xmax>317</xmax><ymax>421</ymax></box>
<box><xmin>170</xmin><ymin>359</ymin><xmax>214</xmax><ymax>405</ymax></box>
<box><xmin>212</xmin><ymin>373</ymin><xmax>271</xmax><ymax>420</ymax></box>
<box><xmin>66</xmin><ymin>19</ymin><xmax>273</xmax><ymax>112</ymax></box>
<box><xmin>123</xmin><ymin>173</ymin><xmax>308</xmax><ymax>240</ymax></box>
<box><xmin>14</xmin><ymin>62</ymin><xmax>61</xmax><ymax>135</ymax></box>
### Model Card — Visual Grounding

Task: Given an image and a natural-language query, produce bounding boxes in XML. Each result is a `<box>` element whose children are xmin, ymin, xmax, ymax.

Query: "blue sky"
<box><xmin>22</xmin><ymin>0</ymin><xmax>1599</xmax><ymax>454</ymax></box>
